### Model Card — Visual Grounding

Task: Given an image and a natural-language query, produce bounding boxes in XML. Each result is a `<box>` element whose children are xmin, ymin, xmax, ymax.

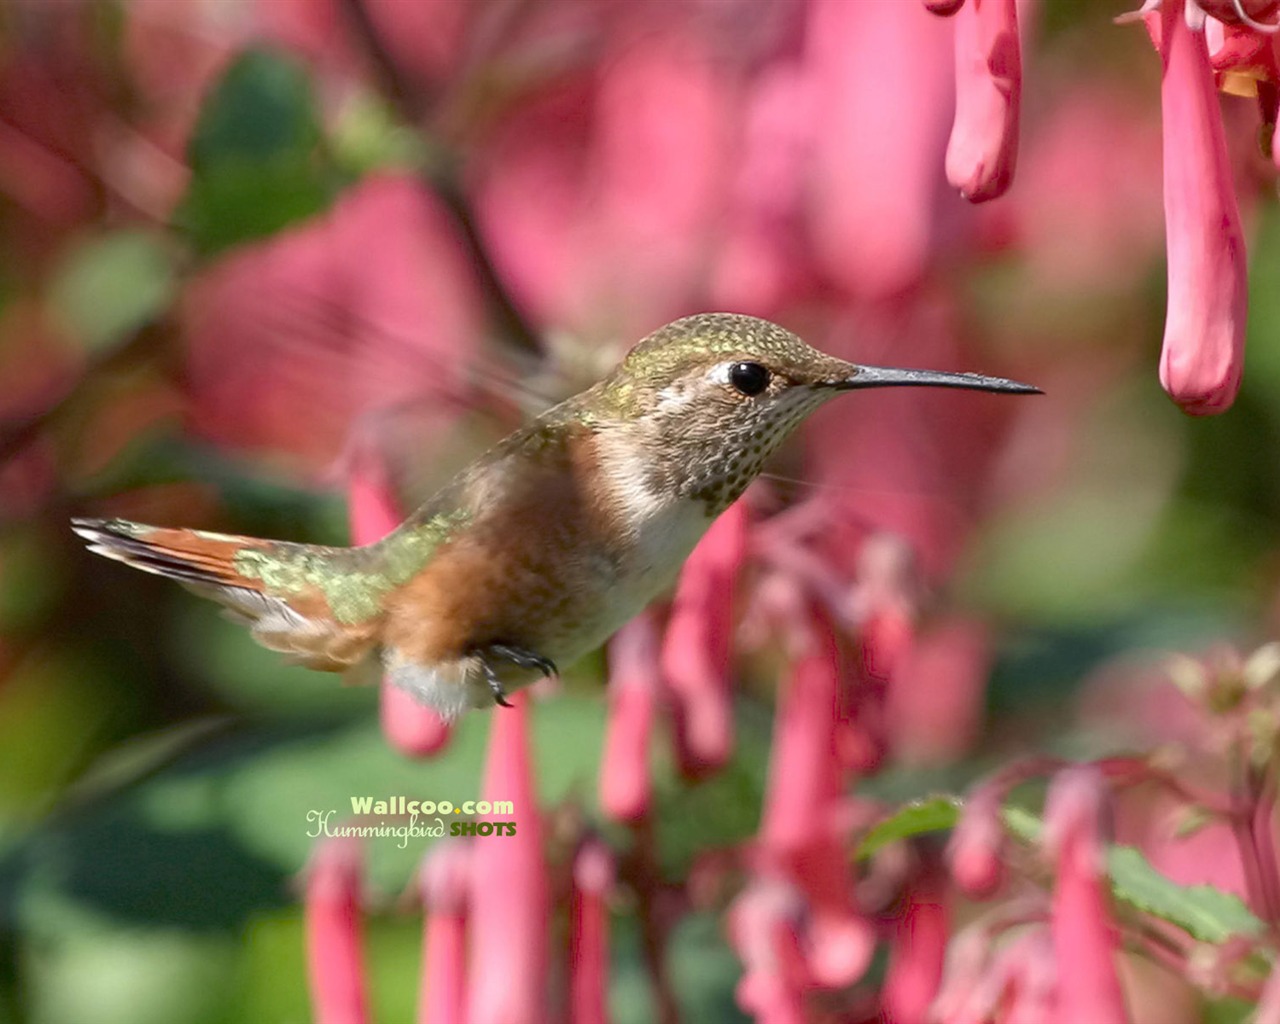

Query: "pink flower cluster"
<box><xmin>305</xmin><ymin>637</ymin><xmax>1280</xmax><ymax>1023</ymax></box>
<box><xmin>921</xmin><ymin>641</ymin><xmax>1280</xmax><ymax>1023</ymax></box>
<box><xmin>730</xmin><ymin>604</ymin><xmax>875</xmax><ymax>1020</ymax></box>
<box><xmin>938</xmin><ymin>0</ymin><xmax>1280</xmax><ymax>416</ymax></box>
<box><xmin>932</xmin><ymin>767</ymin><xmax>1128</xmax><ymax>1024</ymax></box>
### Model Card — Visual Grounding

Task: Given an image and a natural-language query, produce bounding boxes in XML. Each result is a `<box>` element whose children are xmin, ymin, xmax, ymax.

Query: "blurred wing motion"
<box><xmin>71</xmin><ymin>518</ymin><xmax>382</xmax><ymax>675</ymax></box>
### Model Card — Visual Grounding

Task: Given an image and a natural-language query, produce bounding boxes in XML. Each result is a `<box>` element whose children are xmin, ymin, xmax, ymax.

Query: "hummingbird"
<box><xmin>73</xmin><ymin>313</ymin><xmax>1038</xmax><ymax>720</ymax></box>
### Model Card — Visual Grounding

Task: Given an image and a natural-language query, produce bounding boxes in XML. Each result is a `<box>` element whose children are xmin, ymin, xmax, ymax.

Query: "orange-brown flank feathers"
<box><xmin>70</xmin><ymin>518</ymin><xmax>380</xmax><ymax>673</ymax></box>
<box><xmin>381</xmin><ymin>424</ymin><xmax>622</xmax><ymax>673</ymax></box>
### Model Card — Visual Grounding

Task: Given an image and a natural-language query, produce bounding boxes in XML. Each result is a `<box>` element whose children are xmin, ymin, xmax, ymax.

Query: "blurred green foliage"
<box><xmin>0</xmin><ymin>695</ymin><xmax>770</xmax><ymax>1024</ymax></box>
<box><xmin>176</xmin><ymin>50</ymin><xmax>338</xmax><ymax>256</ymax></box>
<box><xmin>48</xmin><ymin>232</ymin><xmax>175</xmax><ymax>356</ymax></box>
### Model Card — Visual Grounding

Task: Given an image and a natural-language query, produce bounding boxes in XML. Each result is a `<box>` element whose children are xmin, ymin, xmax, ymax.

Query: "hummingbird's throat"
<box><xmin>661</xmin><ymin>386</ymin><xmax>831</xmax><ymax>515</ymax></box>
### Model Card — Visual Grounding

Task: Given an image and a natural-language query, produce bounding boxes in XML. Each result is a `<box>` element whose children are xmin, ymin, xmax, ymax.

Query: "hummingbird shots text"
<box><xmin>305</xmin><ymin>796</ymin><xmax>518</xmax><ymax>847</ymax></box>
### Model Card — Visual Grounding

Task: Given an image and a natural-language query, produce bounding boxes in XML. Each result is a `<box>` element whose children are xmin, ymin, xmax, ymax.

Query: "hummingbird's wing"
<box><xmin>72</xmin><ymin>518</ymin><xmax>384</xmax><ymax>673</ymax></box>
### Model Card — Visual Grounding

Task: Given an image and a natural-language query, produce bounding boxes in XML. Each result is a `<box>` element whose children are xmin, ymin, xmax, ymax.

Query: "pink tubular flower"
<box><xmin>881</xmin><ymin>855</ymin><xmax>950</xmax><ymax>1023</ymax></box>
<box><xmin>759</xmin><ymin>615</ymin><xmax>845</xmax><ymax>861</ymax></box>
<box><xmin>474</xmin><ymin>26</ymin><xmax>735</xmax><ymax>341</ymax></box>
<box><xmin>1138</xmin><ymin>2</ymin><xmax>1280</xmax><ymax>165</ymax></box>
<box><xmin>599</xmin><ymin>612</ymin><xmax>661</xmax><ymax>823</ymax></box>
<box><xmin>929</xmin><ymin>921</ymin><xmax>997</xmax><ymax>1023</ymax></box>
<box><xmin>661</xmin><ymin>498</ymin><xmax>748</xmax><ymax>779</ymax></box>
<box><xmin>712</xmin><ymin>65</ymin><xmax>820</xmax><ymax>315</ymax></box>
<box><xmin>418</xmin><ymin>840</ymin><xmax>470</xmax><ymax>1024</ymax></box>
<box><xmin>934</xmin><ymin>926</ymin><xmax>1058</xmax><ymax>1024</ymax></box>
<box><xmin>945</xmin><ymin>0</ymin><xmax>1022</xmax><ymax>202</ymax></box>
<box><xmin>947</xmin><ymin>781</ymin><xmax>1007</xmax><ymax>898</ymax></box>
<box><xmin>466</xmin><ymin>692</ymin><xmax>550</xmax><ymax>1024</ymax></box>
<box><xmin>1001</xmin><ymin>932</ymin><xmax>1059</xmax><ymax>1024</ymax></box>
<box><xmin>886</xmin><ymin>616</ymin><xmax>991</xmax><ymax>766</ymax></box>
<box><xmin>1153</xmin><ymin>0</ymin><xmax>1249</xmax><ymax>414</ymax></box>
<box><xmin>727</xmin><ymin>876</ymin><xmax>810</xmax><ymax>1024</ymax></box>
<box><xmin>569</xmin><ymin>839</ymin><xmax>615</xmax><ymax>1024</ymax></box>
<box><xmin>806</xmin><ymin>0</ymin><xmax>955</xmax><ymax>299</ymax></box>
<box><xmin>850</xmin><ymin>533</ymin><xmax>918</xmax><ymax>687</ymax></box>
<box><xmin>986</xmin><ymin>929</ymin><xmax>1059</xmax><ymax>1024</ymax></box>
<box><xmin>347</xmin><ymin>437</ymin><xmax>451</xmax><ymax>757</ymax></box>
<box><xmin>1042</xmin><ymin>766</ymin><xmax>1128</xmax><ymax>1024</ymax></box>
<box><xmin>756</xmin><ymin>607</ymin><xmax>875</xmax><ymax>990</ymax></box>
<box><xmin>303</xmin><ymin>836</ymin><xmax>369</xmax><ymax>1024</ymax></box>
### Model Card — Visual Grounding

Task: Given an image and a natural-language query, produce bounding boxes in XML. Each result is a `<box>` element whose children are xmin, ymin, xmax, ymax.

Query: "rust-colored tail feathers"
<box><xmin>71</xmin><ymin>518</ymin><xmax>380</xmax><ymax>677</ymax></box>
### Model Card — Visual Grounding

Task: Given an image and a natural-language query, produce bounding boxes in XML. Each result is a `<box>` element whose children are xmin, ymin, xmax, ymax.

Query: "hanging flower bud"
<box><xmin>728</xmin><ymin>876</ymin><xmax>810</xmax><ymax>1024</ymax></box>
<box><xmin>947</xmin><ymin>782</ymin><xmax>1007</xmax><ymax>898</ymax></box>
<box><xmin>466</xmin><ymin>692</ymin><xmax>550</xmax><ymax>1024</ymax></box>
<box><xmin>417</xmin><ymin>840</ymin><xmax>470</xmax><ymax>1024</ymax></box>
<box><xmin>1154</xmin><ymin>0</ymin><xmax>1249</xmax><ymax>414</ymax></box>
<box><xmin>570</xmin><ymin>839</ymin><xmax>615</xmax><ymax>1024</ymax></box>
<box><xmin>1042</xmin><ymin>766</ymin><xmax>1128</xmax><ymax>1024</ymax></box>
<box><xmin>881</xmin><ymin>855</ymin><xmax>950</xmax><ymax>1023</ymax></box>
<box><xmin>303</xmin><ymin>836</ymin><xmax>369</xmax><ymax>1024</ymax></box>
<box><xmin>599</xmin><ymin>612</ymin><xmax>661</xmax><ymax>823</ymax></box>
<box><xmin>946</xmin><ymin>0</ymin><xmax>1023</xmax><ymax>202</ymax></box>
<box><xmin>662</xmin><ymin>498</ymin><xmax>748</xmax><ymax>778</ymax></box>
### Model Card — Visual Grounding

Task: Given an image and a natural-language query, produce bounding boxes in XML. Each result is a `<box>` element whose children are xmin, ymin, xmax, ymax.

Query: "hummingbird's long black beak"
<box><xmin>833</xmin><ymin>365</ymin><xmax>1041</xmax><ymax>394</ymax></box>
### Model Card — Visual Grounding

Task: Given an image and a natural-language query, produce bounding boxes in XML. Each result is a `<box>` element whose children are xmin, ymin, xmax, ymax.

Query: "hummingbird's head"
<box><xmin>593</xmin><ymin>313</ymin><xmax>1038</xmax><ymax>515</ymax></box>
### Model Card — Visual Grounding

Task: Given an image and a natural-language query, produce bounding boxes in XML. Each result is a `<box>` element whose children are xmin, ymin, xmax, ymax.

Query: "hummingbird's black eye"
<box><xmin>728</xmin><ymin>362</ymin><xmax>771</xmax><ymax>397</ymax></box>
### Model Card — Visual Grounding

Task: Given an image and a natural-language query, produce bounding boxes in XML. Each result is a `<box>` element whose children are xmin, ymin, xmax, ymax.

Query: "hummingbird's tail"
<box><xmin>72</xmin><ymin>517</ymin><xmax>382</xmax><ymax>675</ymax></box>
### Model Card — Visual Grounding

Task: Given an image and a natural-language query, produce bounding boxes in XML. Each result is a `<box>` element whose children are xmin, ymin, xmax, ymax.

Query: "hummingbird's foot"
<box><xmin>470</xmin><ymin>644</ymin><xmax>558</xmax><ymax>709</ymax></box>
<box><xmin>487</xmin><ymin>644</ymin><xmax>558</xmax><ymax>679</ymax></box>
<box><xmin>474</xmin><ymin>656</ymin><xmax>514</xmax><ymax>708</ymax></box>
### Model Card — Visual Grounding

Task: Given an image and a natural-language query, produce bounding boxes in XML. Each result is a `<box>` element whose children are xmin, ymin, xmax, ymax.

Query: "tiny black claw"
<box><xmin>489</xmin><ymin>643</ymin><xmax>558</xmax><ymax>679</ymax></box>
<box><xmin>475</xmin><ymin>656</ymin><xmax>514</xmax><ymax>708</ymax></box>
<box><xmin>472</xmin><ymin>643</ymin><xmax>555</xmax><ymax>709</ymax></box>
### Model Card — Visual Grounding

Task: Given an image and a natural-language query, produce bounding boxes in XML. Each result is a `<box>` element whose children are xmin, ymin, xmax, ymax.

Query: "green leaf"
<box><xmin>855</xmin><ymin>795</ymin><xmax>961</xmax><ymax>860</ymax></box>
<box><xmin>48</xmin><ymin>231</ymin><xmax>175</xmax><ymax>353</ymax></box>
<box><xmin>859</xmin><ymin>796</ymin><xmax>1264</xmax><ymax>944</ymax></box>
<box><xmin>177</xmin><ymin>158</ymin><xmax>331</xmax><ymax>256</ymax></box>
<box><xmin>176</xmin><ymin>48</ymin><xmax>336</xmax><ymax>255</ymax></box>
<box><xmin>1106</xmin><ymin>846</ymin><xmax>1263</xmax><ymax>944</ymax></box>
<box><xmin>187</xmin><ymin>49</ymin><xmax>321</xmax><ymax>171</ymax></box>
<box><xmin>997</xmin><ymin>804</ymin><xmax>1262</xmax><ymax>942</ymax></box>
